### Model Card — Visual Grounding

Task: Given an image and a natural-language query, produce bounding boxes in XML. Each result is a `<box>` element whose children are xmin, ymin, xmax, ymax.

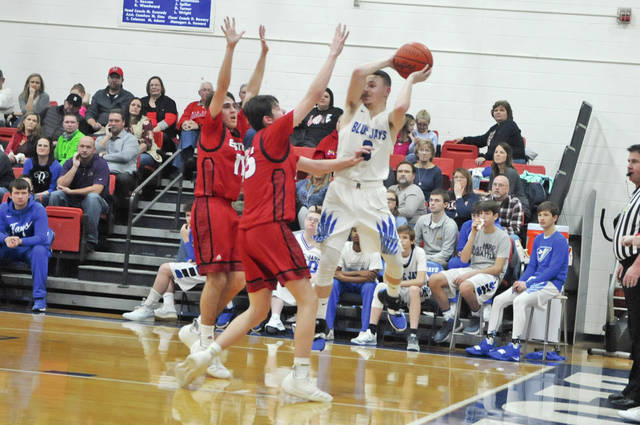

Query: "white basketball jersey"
<box><xmin>402</xmin><ymin>246</ymin><xmax>427</xmax><ymax>281</ymax></box>
<box><xmin>335</xmin><ymin>106</ymin><xmax>393</xmax><ymax>182</ymax></box>
<box><xmin>294</xmin><ymin>230</ymin><xmax>321</xmax><ymax>275</ymax></box>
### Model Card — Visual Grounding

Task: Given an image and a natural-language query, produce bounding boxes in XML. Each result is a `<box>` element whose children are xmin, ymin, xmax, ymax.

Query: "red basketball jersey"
<box><xmin>194</xmin><ymin>111</ymin><xmax>246</xmax><ymax>200</ymax></box>
<box><xmin>240</xmin><ymin>111</ymin><xmax>299</xmax><ymax>229</ymax></box>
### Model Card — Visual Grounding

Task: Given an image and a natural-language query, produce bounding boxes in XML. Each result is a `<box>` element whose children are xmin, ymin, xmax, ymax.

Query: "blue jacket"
<box><xmin>0</xmin><ymin>196</ymin><xmax>51</xmax><ymax>246</ymax></box>
<box><xmin>520</xmin><ymin>231</ymin><xmax>569</xmax><ymax>292</ymax></box>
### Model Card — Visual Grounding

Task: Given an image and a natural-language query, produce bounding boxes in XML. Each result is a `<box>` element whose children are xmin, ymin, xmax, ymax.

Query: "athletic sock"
<box><xmin>409</xmin><ymin>328</ymin><xmax>418</xmax><ymax>336</ymax></box>
<box><xmin>316</xmin><ymin>297</ymin><xmax>329</xmax><ymax>319</ymax></box>
<box><xmin>293</xmin><ymin>357</ymin><xmax>310</xmax><ymax>379</ymax></box>
<box><xmin>162</xmin><ymin>292</ymin><xmax>175</xmax><ymax>308</ymax></box>
<box><xmin>200</xmin><ymin>324</ymin><xmax>215</xmax><ymax>347</ymax></box>
<box><xmin>487</xmin><ymin>331</ymin><xmax>497</xmax><ymax>345</ymax></box>
<box><xmin>209</xmin><ymin>341</ymin><xmax>222</xmax><ymax>355</ymax></box>
<box><xmin>369</xmin><ymin>324</ymin><xmax>378</xmax><ymax>335</ymax></box>
<box><xmin>144</xmin><ymin>289</ymin><xmax>162</xmax><ymax>307</ymax></box>
<box><xmin>511</xmin><ymin>338</ymin><xmax>521</xmax><ymax>348</ymax></box>
<box><xmin>471</xmin><ymin>309</ymin><xmax>481</xmax><ymax>317</ymax></box>
<box><xmin>442</xmin><ymin>305</ymin><xmax>457</xmax><ymax>321</ymax></box>
<box><xmin>270</xmin><ymin>313</ymin><xmax>280</xmax><ymax>322</ymax></box>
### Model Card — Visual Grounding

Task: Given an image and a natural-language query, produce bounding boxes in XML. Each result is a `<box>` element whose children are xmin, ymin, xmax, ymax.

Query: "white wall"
<box><xmin>2</xmin><ymin>0</ymin><xmax>639</xmax><ymax>334</ymax></box>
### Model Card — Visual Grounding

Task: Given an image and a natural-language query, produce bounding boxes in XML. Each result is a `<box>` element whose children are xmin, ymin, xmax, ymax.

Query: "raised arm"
<box><xmin>343</xmin><ymin>58</ymin><xmax>393</xmax><ymax>120</ymax></box>
<box><xmin>293</xmin><ymin>24</ymin><xmax>349</xmax><ymax>128</ymax></box>
<box><xmin>210</xmin><ymin>17</ymin><xmax>245</xmax><ymax>119</ymax></box>
<box><xmin>243</xmin><ymin>25</ymin><xmax>268</xmax><ymax>106</ymax></box>
<box><xmin>388</xmin><ymin>65</ymin><xmax>431</xmax><ymax>138</ymax></box>
<box><xmin>296</xmin><ymin>145</ymin><xmax>369</xmax><ymax>175</ymax></box>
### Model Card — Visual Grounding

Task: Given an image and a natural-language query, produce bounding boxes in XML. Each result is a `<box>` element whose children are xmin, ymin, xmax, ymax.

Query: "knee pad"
<box><xmin>381</xmin><ymin>252</ymin><xmax>403</xmax><ymax>281</ymax></box>
<box><xmin>315</xmin><ymin>246</ymin><xmax>341</xmax><ymax>288</ymax></box>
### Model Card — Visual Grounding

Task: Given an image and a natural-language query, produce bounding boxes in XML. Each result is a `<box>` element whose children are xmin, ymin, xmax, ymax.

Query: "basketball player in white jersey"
<box><xmin>312</xmin><ymin>58</ymin><xmax>431</xmax><ymax>349</ymax></box>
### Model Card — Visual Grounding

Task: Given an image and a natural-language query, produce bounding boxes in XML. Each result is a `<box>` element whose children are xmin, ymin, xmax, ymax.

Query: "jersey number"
<box><xmin>234</xmin><ymin>154</ymin><xmax>256</xmax><ymax>179</ymax></box>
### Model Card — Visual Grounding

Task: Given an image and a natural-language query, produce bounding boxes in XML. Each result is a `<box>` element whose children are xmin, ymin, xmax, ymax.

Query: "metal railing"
<box><xmin>121</xmin><ymin>149</ymin><xmax>184</xmax><ymax>287</ymax></box>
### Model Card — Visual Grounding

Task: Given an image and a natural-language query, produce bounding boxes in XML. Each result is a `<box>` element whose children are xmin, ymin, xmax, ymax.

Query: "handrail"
<box><xmin>121</xmin><ymin>149</ymin><xmax>183</xmax><ymax>287</ymax></box>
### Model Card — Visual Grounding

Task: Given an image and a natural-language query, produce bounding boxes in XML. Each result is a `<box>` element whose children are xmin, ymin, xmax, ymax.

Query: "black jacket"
<box><xmin>462</xmin><ymin>119</ymin><xmax>525</xmax><ymax>161</ymax></box>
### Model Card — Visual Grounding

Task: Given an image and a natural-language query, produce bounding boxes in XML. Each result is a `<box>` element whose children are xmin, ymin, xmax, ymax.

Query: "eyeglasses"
<box><xmin>386</xmin><ymin>198</ymin><xmax>396</xmax><ymax>202</ymax></box>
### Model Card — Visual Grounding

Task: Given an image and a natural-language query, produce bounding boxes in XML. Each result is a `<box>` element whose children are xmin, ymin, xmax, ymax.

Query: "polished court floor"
<box><xmin>0</xmin><ymin>310</ymin><xmax>633</xmax><ymax>424</ymax></box>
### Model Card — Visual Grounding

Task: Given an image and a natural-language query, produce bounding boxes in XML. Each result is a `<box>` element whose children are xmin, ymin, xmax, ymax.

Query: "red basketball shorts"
<box><xmin>191</xmin><ymin>196</ymin><xmax>244</xmax><ymax>274</ymax></box>
<box><xmin>239</xmin><ymin>222</ymin><xmax>310</xmax><ymax>293</ymax></box>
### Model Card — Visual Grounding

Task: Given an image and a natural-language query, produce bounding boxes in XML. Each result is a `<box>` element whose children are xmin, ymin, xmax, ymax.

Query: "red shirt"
<box><xmin>240</xmin><ymin>112</ymin><xmax>298</xmax><ymax>229</ymax></box>
<box><xmin>236</xmin><ymin>112</ymin><xmax>251</xmax><ymax>141</ymax></box>
<box><xmin>194</xmin><ymin>112</ymin><xmax>245</xmax><ymax>200</ymax></box>
<box><xmin>312</xmin><ymin>130</ymin><xmax>338</xmax><ymax>160</ymax></box>
<box><xmin>177</xmin><ymin>101</ymin><xmax>209</xmax><ymax>129</ymax></box>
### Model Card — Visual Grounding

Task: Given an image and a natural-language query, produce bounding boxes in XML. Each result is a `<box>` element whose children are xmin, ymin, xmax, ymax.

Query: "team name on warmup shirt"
<box><xmin>10</xmin><ymin>221</ymin><xmax>32</xmax><ymax>235</ymax></box>
<box><xmin>229</xmin><ymin>139</ymin><xmax>244</xmax><ymax>152</ymax></box>
<box><xmin>351</xmin><ymin>121</ymin><xmax>387</xmax><ymax>141</ymax></box>
<box><xmin>472</xmin><ymin>243</ymin><xmax>497</xmax><ymax>260</ymax></box>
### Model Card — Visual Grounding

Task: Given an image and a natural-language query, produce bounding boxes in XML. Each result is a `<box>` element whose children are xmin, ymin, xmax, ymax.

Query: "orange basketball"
<box><xmin>393</xmin><ymin>42</ymin><xmax>433</xmax><ymax>79</ymax></box>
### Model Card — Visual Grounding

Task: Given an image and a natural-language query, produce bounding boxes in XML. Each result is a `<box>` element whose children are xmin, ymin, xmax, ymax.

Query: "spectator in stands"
<box><xmin>41</xmin><ymin>93</ymin><xmax>91</xmax><ymax>141</ymax></box>
<box><xmin>313</xmin><ymin>129</ymin><xmax>339</xmax><ymax>160</ymax></box>
<box><xmin>414</xmin><ymin>189</ymin><xmax>458</xmax><ymax>267</ymax></box>
<box><xmin>429</xmin><ymin>200</ymin><xmax>510</xmax><ymax>343</ymax></box>
<box><xmin>50</xmin><ymin>136</ymin><xmax>110</xmax><ymax>251</ymax></box>
<box><xmin>125</xmin><ymin>97</ymin><xmax>162</xmax><ymax>170</ymax></box>
<box><xmin>70</xmin><ymin>83</ymin><xmax>90</xmax><ymax>117</ymax></box>
<box><xmin>291</xmin><ymin>88</ymin><xmax>343</xmax><ymax>147</ymax></box>
<box><xmin>411</xmin><ymin>140</ymin><xmax>442</xmax><ymax>200</ymax></box>
<box><xmin>352</xmin><ymin>224</ymin><xmax>427</xmax><ymax>351</ymax></box>
<box><xmin>141</xmin><ymin>76</ymin><xmax>178</xmax><ymax>154</ymax></box>
<box><xmin>387</xmin><ymin>189</ymin><xmax>408</xmax><ymax>228</ymax></box>
<box><xmin>16</xmin><ymin>73</ymin><xmax>49</xmax><ymax>119</ymax></box>
<box><xmin>393</xmin><ymin>115</ymin><xmax>413</xmax><ymax>157</ymax></box>
<box><xmin>0</xmin><ymin>70</ymin><xmax>16</xmax><ymax>127</ymax></box>
<box><xmin>296</xmin><ymin>173</ymin><xmax>330</xmax><ymax>229</ymax></box>
<box><xmin>325</xmin><ymin>228</ymin><xmax>382</xmax><ymax>340</ymax></box>
<box><xmin>96</xmin><ymin>110</ymin><xmax>138</xmax><ymax>218</ymax></box>
<box><xmin>389</xmin><ymin>161</ymin><xmax>427</xmax><ymax>226</ymax></box>
<box><xmin>446</xmin><ymin>168</ymin><xmax>479</xmax><ymax>227</ymax></box>
<box><xmin>173</xmin><ymin>82</ymin><xmax>214</xmax><ymax>173</ymax></box>
<box><xmin>238</xmin><ymin>83</ymin><xmax>247</xmax><ymax>107</ymax></box>
<box><xmin>0</xmin><ymin>178</ymin><xmax>52</xmax><ymax>312</ymax></box>
<box><xmin>123</xmin><ymin>202</ymin><xmax>199</xmax><ymax>322</ymax></box>
<box><xmin>54</xmin><ymin>113</ymin><xmax>85</xmax><ymax>166</ymax></box>
<box><xmin>456</xmin><ymin>100</ymin><xmax>526</xmax><ymax>165</ymax></box>
<box><xmin>410</xmin><ymin>109</ymin><xmax>438</xmax><ymax>154</ymax></box>
<box><xmin>487</xmin><ymin>175</ymin><xmax>524</xmax><ymax>238</ymax></box>
<box><xmin>0</xmin><ymin>152</ymin><xmax>14</xmax><ymax>197</ymax></box>
<box><xmin>487</xmin><ymin>142</ymin><xmax>529</xmax><ymax>213</ymax></box>
<box><xmin>22</xmin><ymin>137</ymin><xmax>61</xmax><ymax>205</ymax></box>
<box><xmin>7</xmin><ymin>112</ymin><xmax>41</xmax><ymax>164</ymax></box>
<box><xmin>86</xmin><ymin>67</ymin><xmax>134</xmax><ymax>132</ymax></box>
<box><xmin>467</xmin><ymin>201</ymin><xmax>568</xmax><ymax>361</ymax></box>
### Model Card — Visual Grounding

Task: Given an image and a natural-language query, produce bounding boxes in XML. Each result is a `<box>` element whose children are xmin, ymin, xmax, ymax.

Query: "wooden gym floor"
<box><xmin>0</xmin><ymin>310</ymin><xmax>632</xmax><ymax>424</ymax></box>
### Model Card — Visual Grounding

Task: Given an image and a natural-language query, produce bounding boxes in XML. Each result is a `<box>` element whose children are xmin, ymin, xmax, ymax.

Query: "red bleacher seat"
<box><xmin>46</xmin><ymin>206</ymin><xmax>84</xmax><ymax>253</ymax></box>
<box><xmin>108</xmin><ymin>174</ymin><xmax>116</xmax><ymax>195</ymax></box>
<box><xmin>1</xmin><ymin>193</ymin><xmax>9</xmax><ymax>203</ymax></box>
<box><xmin>433</xmin><ymin>157</ymin><xmax>454</xmax><ymax>190</ymax></box>
<box><xmin>49</xmin><ymin>101</ymin><xmax>58</xmax><ymax>106</ymax></box>
<box><xmin>153</xmin><ymin>132</ymin><xmax>163</xmax><ymax>149</ymax></box>
<box><xmin>513</xmin><ymin>163</ymin><xmax>546</xmax><ymax>175</ymax></box>
<box><xmin>12</xmin><ymin>168</ymin><xmax>22</xmax><ymax>178</ymax></box>
<box><xmin>389</xmin><ymin>154</ymin><xmax>405</xmax><ymax>170</ymax></box>
<box><xmin>441</xmin><ymin>141</ymin><xmax>479</xmax><ymax>170</ymax></box>
<box><xmin>462</xmin><ymin>158</ymin><xmax>492</xmax><ymax>169</ymax></box>
<box><xmin>0</xmin><ymin>127</ymin><xmax>17</xmax><ymax>147</ymax></box>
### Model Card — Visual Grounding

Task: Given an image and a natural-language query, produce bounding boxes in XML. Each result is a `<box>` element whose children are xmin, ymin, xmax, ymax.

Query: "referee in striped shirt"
<box><xmin>610</xmin><ymin>144</ymin><xmax>640</xmax><ymax>411</ymax></box>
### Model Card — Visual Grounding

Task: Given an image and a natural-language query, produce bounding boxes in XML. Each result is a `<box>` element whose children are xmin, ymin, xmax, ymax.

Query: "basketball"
<box><xmin>393</xmin><ymin>42</ymin><xmax>433</xmax><ymax>79</ymax></box>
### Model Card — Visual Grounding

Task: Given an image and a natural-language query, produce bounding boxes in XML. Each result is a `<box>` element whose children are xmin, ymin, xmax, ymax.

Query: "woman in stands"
<box><xmin>413</xmin><ymin>139</ymin><xmax>443</xmax><ymax>200</ymax></box>
<box><xmin>16</xmin><ymin>73</ymin><xmax>50</xmax><ymax>119</ymax></box>
<box><xmin>393</xmin><ymin>115</ymin><xmax>414</xmax><ymax>157</ymax></box>
<box><xmin>7</xmin><ymin>113</ymin><xmax>41</xmax><ymax>165</ymax></box>
<box><xmin>411</xmin><ymin>109</ymin><xmax>438</xmax><ymax>153</ymax></box>
<box><xmin>387</xmin><ymin>189</ymin><xmax>408</xmax><ymax>228</ymax></box>
<box><xmin>22</xmin><ymin>137</ymin><xmax>61</xmax><ymax>205</ymax></box>
<box><xmin>296</xmin><ymin>173</ymin><xmax>330</xmax><ymax>228</ymax></box>
<box><xmin>126</xmin><ymin>97</ymin><xmax>162</xmax><ymax>170</ymax></box>
<box><xmin>70</xmin><ymin>83</ymin><xmax>90</xmax><ymax>117</ymax></box>
<box><xmin>291</xmin><ymin>87</ymin><xmax>343</xmax><ymax>147</ymax></box>
<box><xmin>456</xmin><ymin>100</ymin><xmax>526</xmax><ymax>165</ymax></box>
<box><xmin>487</xmin><ymin>143</ymin><xmax>527</xmax><ymax>205</ymax></box>
<box><xmin>141</xmin><ymin>76</ymin><xmax>178</xmax><ymax>154</ymax></box>
<box><xmin>445</xmin><ymin>168</ymin><xmax>479</xmax><ymax>228</ymax></box>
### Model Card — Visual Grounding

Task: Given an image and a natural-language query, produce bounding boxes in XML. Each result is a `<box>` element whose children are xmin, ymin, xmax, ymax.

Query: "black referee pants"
<box><xmin>622</xmin><ymin>260</ymin><xmax>640</xmax><ymax>401</ymax></box>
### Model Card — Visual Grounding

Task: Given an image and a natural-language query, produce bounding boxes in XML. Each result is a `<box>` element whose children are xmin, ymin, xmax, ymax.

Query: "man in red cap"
<box><xmin>86</xmin><ymin>66</ymin><xmax>134</xmax><ymax>133</ymax></box>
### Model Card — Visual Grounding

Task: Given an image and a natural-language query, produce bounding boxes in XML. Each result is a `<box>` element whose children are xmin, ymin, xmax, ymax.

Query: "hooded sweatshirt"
<box><xmin>0</xmin><ymin>196</ymin><xmax>50</xmax><ymax>246</ymax></box>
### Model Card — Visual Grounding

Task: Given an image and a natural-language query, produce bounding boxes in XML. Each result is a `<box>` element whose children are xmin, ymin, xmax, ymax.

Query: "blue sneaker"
<box><xmin>488</xmin><ymin>343</ymin><xmax>521</xmax><ymax>362</ymax></box>
<box><xmin>216</xmin><ymin>307</ymin><xmax>234</xmax><ymax>329</ymax></box>
<box><xmin>378</xmin><ymin>289</ymin><xmax>407</xmax><ymax>332</ymax></box>
<box><xmin>466</xmin><ymin>338</ymin><xmax>495</xmax><ymax>356</ymax></box>
<box><xmin>545</xmin><ymin>351</ymin><xmax>565</xmax><ymax>361</ymax></box>
<box><xmin>312</xmin><ymin>319</ymin><xmax>327</xmax><ymax>351</ymax></box>
<box><xmin>32</xmin><ymin>298</ymin><xmax>47</xmax><ymax>312</ymax></box>
<box><xmin>524</xmin><ymin>351</ymin><xmax>544</xmax><ymax>361</ymax></box>
<box><xmin>387</xmin><ymin>311</ymin><xmax>407</xmax><ymax>332</ymax></box>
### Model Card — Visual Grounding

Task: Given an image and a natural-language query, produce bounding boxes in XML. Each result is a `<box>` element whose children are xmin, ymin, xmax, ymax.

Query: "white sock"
<box><xmin>144</xmin><ymin>289</ymin><xmax>162</xmax><ymax>307</ymax></box>
<box><xmin>200</xmin><ymin>324</ymin><xmax>215</xmax><ymax>347</ymax></box>
<box><xmin>471</xmin><ymin>309</ymin><xmax>481</xmax><ymax>317</ymax></box>
<box><xmin>293</xmin><ymin>357</ymin><xmax>310</xmax><ymax>379</ymax></box>
<box><xmin>486</xmin><ymin>336</ymin><xmax>494</xmax><ymax>345</ymax></box>
<box><xmin>270</xmin><ymin>313</ymin><xmax>280</xmax><ymax>322</ymax></box>
<box><xmin>316</xmin><ymin>297</ymin><xmax>328</xmax><ymax>319</ymax></box>
<box><xmin>226</xmin><ymin>301</ymin><xmax>233</xmax><ymax>309</ymax></box>
<box><xmin>163</xmin><ymin>292</ymin><xmax>175</xmax><ymax>308</ymax></box>
<box><xmin>209</xmin><ymin>341</ymin><xmax>222</xmax><ymax>355</ymax></box>
<box><xmin>443</xmin><ymin>305</ymin><xmax>457</xmax><ymax>321</ymax></box>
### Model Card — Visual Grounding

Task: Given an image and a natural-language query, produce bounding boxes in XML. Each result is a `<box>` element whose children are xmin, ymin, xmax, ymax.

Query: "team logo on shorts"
<box><xmin>377</xmin><ymin>216</ymin><xmax>399</xmax><ymax>255</ymax></box>
<box><xmin>314</xmin><ymin>211</ymin><xmax>337</xmax><ymax>243</ymax></box>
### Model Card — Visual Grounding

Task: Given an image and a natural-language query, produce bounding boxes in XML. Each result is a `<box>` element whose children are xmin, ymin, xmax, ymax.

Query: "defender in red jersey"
<box><xmin>176</xmin><ymin>24</ymin><xmax>367</xmax><ymax>402</ymax></box>
<box><xmin>180</xmin><ymin>18</ymin><xmax>269</xmax><ymax>377</ymax></box>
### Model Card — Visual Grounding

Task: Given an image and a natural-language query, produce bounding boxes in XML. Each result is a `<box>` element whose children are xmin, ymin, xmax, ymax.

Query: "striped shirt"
<box><xmin>614</xmin><ymin>186</ymin><xmax>640</xmax><ymax>262</ymax></box>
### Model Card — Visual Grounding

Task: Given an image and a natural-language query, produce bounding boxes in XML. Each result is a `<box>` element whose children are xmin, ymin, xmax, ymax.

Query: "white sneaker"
<box><xmin>265</xmin><ymin>316</ymin><xmax>286</xmax><ymax>333</ymax></box>
<box><xmin>154</xmin><ymin>304</ymin><xmax>178</xmax><ymax>320</ymax></box>
<box><xmin>350</xmin><ymin>329</ymin><xmax>377</xmax><ymax>346</ymax></box>
<box><xmin>179</xmin><ymin>318</ymin><xmax>200</xmax><ymax>349</ymax></box>
<box><xmin>207</xmin><ymin>355</ymin><xmax>232</xmax><ymax>379</ymax></box>
<box><xmin>619</xmin><ymin>407</ymin><xmax>640</xmax><ymax>422</ymax></box>
<box><xmin>123</xmin><ymin>304</ymin><xmax>154</xmax><ymax>321</ymax></box>
<box><xmin>326</xmin><ymin>329</ymin><xmax>334</xmax><ymax>341</ymax></box>
<box><xmin>175</xmin><ymin>350</ymin><xmax>214</xmax><ymax>388</ymax></box>
<box><xmin>281</xmin><ymin>371</ymin><xmax>332</xmax><ymax>402</ymax></box>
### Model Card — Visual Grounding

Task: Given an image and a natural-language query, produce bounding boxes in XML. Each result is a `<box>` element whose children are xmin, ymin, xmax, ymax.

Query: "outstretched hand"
<box><xmin>329</xmin><ymin>24</ymin><xmax>349</xmax><ymax>57</ymax></box>
<box><xmin>259</xmin><ymin>24</ymin><xmax>268</xmax><ymax>53</ymax></box>
<box><xmin>407</xmin><ymin>64</ymin><xmax>431</xmax><ymax>84</ymax></box>
<box><xmin>221</xmin><ymin>17</ymin><xmax>245</xmax><ymax>47</ymax></box>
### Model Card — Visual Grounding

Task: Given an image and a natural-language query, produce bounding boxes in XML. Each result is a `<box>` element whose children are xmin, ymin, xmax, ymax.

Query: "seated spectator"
<box><xmin>70</xmin><ymin>83</ymin><xmax>91</xmax><ymax>117</ymax></box>
<box><xmin>326</xmin><ymin>228</ymin><xmax>382</xmax><ymax>340</ymax></box>
<box><xmin>296</xmin><ymin>173</ymin><xmax>330</xmax><ymax>229</ymax></box>
<box><xmin>448</xmin><ymin>202</ymin><xmax>503</xmax><ymax>270</ymax></box>
<box><xmin>126</xmin><ymin>97</ymin><xmax>162</xmax><ymax>171</ymax></box>
<box><xmin>123</xmin><ymin>203</ymin><xmax>199</xmax><ymax>322</ymax></box>
<box><xmin>0</xmin><ymin>70</ymin><xmax>16</xmax><ymax>127</ymax></box>
<box><xmin>393</xmin><ymin>115</ymin><xmax>413</xmax><ymax>157</ymax></box>
<box><xmin>22</xmin><ymin>137</ymin><xmax>62</xmax><ymax>205</ymax></box>
<box><xmin>0</xmin><ymin>152</ymin><xmax>14</xmax><ymax>198</ymax></box>
<box><xmin>466</xmin><ymin>201</ymin><xmax>568</xmax><ymax>361</ymax></box>
<box><xmin>386</xmin><ymin>189</ymin><xmax>408</xmax><ymax>228</ymax></box>
<box><xmin>414</xmin><ymin>189</ymin><xmax>458</xmax><ymax>268</ymax></box>
<box><xmin>96</xmin><ymin>110</ymin><xmax>138</xmax><ymax>217</ymax></box>
<box><xmin>429</xmin><ymin>200</ymin><xmax>510</xmax><ymax>343</ymax></box>
<box><xmin>86</xmin><ymin>67</ymin><xmax>134</xmax><ymax>133</ymax></box>
<box><xmin>173</xmin><ymin>82</ymin><xmax>214</xmax><ymax>172</ymax></box>
<box><xmin>486</xmin><ymin>175</ymin><xmax>524</xmax><ymax>238</ymax></box>
<box><xmin>141</xmin><ymin>76</ymin><xmax>178</xmax><ymax>153</ymax></box>
<box><xmin>456</xmin><ymin>100</ymin><xmax>526</xmax><ymax>165</ymax></box>
<box><xmin>237</xmin><ymin>83</ymin><xmax>247</xmax><ymax>108</ymax></box>
<box><xmin>487</xmin><ymin>142</ymin><xmax>529</xmax><ymax>214</ymax></box>
<box><xmin>54</xmin><ymin>113</ymin><xmax>85</xmax><ymax>166</ymax></box>
<box><xmin>41</xmin><ymin>93</ymin><xmax>91</xmax><ymax>140</ymax></box>
<box><xmin>409</xmin><ymin>109</ymin><xmax>438</xmax><ymax>155</ymax></box>
<box><xmin>389</xmin><ymin>161</ymin><xmax>427</xmax><ymax>226</ymax></box>
<box><xmin>7</xmin><ymin>112</ymin><xmax>41</xmax><ymax>165</ymax></box>
<box><xmin>312</xmin><ymin>129</ymin><xmax>338</xmax><ymax>160</ymax></box>
<box><xmin>352</xmin><ymin>225</ymin><xmax>427</xmax><ymax>351</ymax></box>
<box><xmin>291</xmin><ymin>88</ymin><xmax>343</xmax><ymax>147</ymax></box>
<box><xmin>0</xmin><ymin>178</ymin><xmax>52</xmax><ymax>312</ymax></box>
<box><xmin>49</xmin><ymin>136</ymin><xmax>110</xmax><ymax>251</ymax></box>
<box><xmin>446</xmin><ymin>168</ymin><xmax>480</xmax><ymax>227</ymax></box>
<box><xmin>16</xmin><ymin>73</ymin><xmax>49</xmax><ymax>119</ymax></box>
<box><xmin>265</xmin><ymin>206</ymin><xmax>322</xmax><ymax>334</ymax></box>
<box><xmin>411</xmin><ymin>140</ymin><xmax>442</xmax><ymax>199</ymax></box>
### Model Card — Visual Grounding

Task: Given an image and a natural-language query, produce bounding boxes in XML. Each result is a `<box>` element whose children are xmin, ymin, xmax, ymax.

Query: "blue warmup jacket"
<box><xmin>0</xmin><ymin>196</ymin><xmax>51</xmax><ymax>246</ymax></box>
<box><xmin>520</xmin><ymin>230</ymin><xmax>569</xmax><ymax>292</ymax></box>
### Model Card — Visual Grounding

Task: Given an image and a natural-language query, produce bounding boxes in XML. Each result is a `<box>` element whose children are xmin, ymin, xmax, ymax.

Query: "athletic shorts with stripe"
<box><xmin>440</xmin><ymin>267</ymin><xmax>500</xmax><ymax>303</ymax></box>
<box><xmin>239</xmin><ymin>222</ymin><xmax>311</xmax><ymax>293</ymax></box>
<box><xmin>191</xmin><ymin>196</ymin><xmax>244</xmax><ymax>274</ymax></box>
<box><xmin>169</xmin><ymin>262</ymin><xmax>206</xmax><ymax>291</ymax></box>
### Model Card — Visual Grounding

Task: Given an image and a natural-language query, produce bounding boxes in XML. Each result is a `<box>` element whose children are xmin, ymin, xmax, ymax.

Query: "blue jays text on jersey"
<box><xmin>350</xmin><ymin>121</ymin><xmax>387</xmax><ymax>141</ymax></box>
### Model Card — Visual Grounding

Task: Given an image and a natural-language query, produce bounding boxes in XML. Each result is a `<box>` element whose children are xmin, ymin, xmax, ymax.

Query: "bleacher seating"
<box><xmin>461</xmin><ymin>159</ymin><xmax>546</xmax><ymax>175</ymax></box>
<box><xmin>46</xmin><ymin>206</ymin><xmax>86</xmax><ymax>259</ymax></box>
<box><xmin>389</xmin><ymin>154</ymin><xmax>404</xmax><ymax>170</ymax></box>
<box><xmin>433</xmin><ymin>157</ymin><xmax>454</xmax><ymax>190</ymax></box>
<box><xmin>12</xmin><ymin>168</ymin><xmax>21</xmax><ymax>178</ymax></box>
<box><xmin>0</xmin><ymin>127</ymin><xmax>17</xmax><ymax>150</ymax></box>
<box><xmin>441</xmin><ymin>141</ymin><xmax>479</xmax><ymax>170</ymax></box>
